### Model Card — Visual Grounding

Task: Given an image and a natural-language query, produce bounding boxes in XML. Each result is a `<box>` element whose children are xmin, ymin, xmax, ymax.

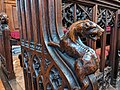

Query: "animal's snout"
<box><xmin>97</xmin><ymin>30</ymin><xmax>103</xmax><ymax>36</ymax></box>
<box><xmin>97</xmin><ymin>25</ymin><xmax>104</xmax><ymax>36</ymax></box>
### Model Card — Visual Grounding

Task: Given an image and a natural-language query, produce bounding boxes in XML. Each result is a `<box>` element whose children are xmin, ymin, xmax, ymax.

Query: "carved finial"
<box><xmin>0</xmin><ymin>12</ymin><xmax>9</xmax><ymax>31</ymax></box>
<box><xmin>0</xmin><ymin>12</ymin><xmax>9</xmax><ymax>24</ymax></box>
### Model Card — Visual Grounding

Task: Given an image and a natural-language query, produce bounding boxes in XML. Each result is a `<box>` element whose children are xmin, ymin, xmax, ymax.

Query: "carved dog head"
<box><xmin>68</xmin><ymin>19</ymin><xmax>104</xmax><ymax>42</ymax></box>
<box><xmin>0</xmin><ymin>12</ymin><xmax>8</xmax><ymax>24</ymax></box>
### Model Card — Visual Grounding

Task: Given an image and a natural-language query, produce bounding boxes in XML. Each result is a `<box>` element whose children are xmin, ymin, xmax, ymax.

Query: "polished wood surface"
<box><xmin>0</xmin><ymin>13</ymin><xmax>15</xmax><ymax>80</ymax></box>
<box><xmin>16</xmin><ymin>0</ymin><xmax>120</xmax><ymax>89</ymax></box>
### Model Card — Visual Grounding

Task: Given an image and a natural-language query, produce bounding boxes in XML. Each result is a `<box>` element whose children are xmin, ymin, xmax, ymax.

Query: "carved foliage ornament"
<box><xmin>48</xmin><ymin>20</ymin><xmax>104</xmax><ymax>90</ymax></box>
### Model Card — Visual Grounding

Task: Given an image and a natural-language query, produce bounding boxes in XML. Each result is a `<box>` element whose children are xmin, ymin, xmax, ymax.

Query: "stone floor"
<box><xmin>0</xmin><ymin>79</ymin><xmax>5</xmax><ymax>90</ymax></box>
<box><xmin>11</xmin><ymin>54</ymin><xmax>25</xmax><ymax>90</ymax></box>
<box><xmin>9</xmin><ymin>45</ymin><xmax>25</xmax><ymax>90</ymax></box>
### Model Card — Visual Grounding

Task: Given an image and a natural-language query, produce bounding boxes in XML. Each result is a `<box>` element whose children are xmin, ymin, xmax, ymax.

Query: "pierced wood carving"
<box><xmin>62</xmin><ymin>2</ymin><xmax>92</xmax><ymax>28</ymax></box>
<box><xmin>97</xmin><ymin>7</ymin><xmax>115</xmax><ymax>28</ymax></box>
<box><xmin>48</xmin><ymin>19</ymin><xmax>104</xmax><ymax>89</ymax></box>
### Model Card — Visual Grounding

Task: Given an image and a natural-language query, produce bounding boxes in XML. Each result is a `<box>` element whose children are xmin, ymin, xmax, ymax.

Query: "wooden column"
<box><xmin>92</xmin><ymin>4</ymin><xmax>98</xmax><ymax>50</ymax></box>
<box><xmin>109</xmin><ymin>10</ymin><xmax>118</xmax><ymax>85</ymax></box>
<box><xmin>111</xmin><ymin>10</ymin><xmax>120</xmax><ymax>86</ymax></box>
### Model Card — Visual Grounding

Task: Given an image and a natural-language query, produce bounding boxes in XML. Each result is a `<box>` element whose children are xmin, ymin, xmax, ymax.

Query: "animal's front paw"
<box><xmin>74</xmin><ymin>60</ymin><xmax>85</xmax><ymax>81</ymax></box>
<box><xmin>48</xmin><ymin>41</ymin><xmax>60</xmax><ymax>48</ymax></box>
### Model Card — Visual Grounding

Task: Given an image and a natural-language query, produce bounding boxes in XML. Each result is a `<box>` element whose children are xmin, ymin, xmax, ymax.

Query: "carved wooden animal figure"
<box><xmin>0</xmin><ymin>12</ymin><xmax>8</xmax><ymax>24</ymax></box>
<box><xmin>0</xmin><ymin>12</ymin><xmax>9</xmax><ymax>31</ymax></box>
<box><xmin>48</xmin><ymin>19</ymin><xmax>104</xmax><ymax>90</ymax></box>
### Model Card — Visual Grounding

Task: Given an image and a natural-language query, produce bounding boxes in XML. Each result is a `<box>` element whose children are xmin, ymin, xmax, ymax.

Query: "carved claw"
<box><xmin>74</xmin><ymin>59</ymin><xmax>99</xmax><ymax>90</ymax></box>
<box><xmin>74</xmin><ymin>60</ymin><xmax>85</xmax><ymax>81</ymax></box>
<box><xmin>81</xmin><ymin>79</ymin><xmax>89</xmax><ymax>90</ymax></box>
<box><xmin>48</xmin><ymin>41</ymin><xmax>60</xmax><ymax>48</ymax></box>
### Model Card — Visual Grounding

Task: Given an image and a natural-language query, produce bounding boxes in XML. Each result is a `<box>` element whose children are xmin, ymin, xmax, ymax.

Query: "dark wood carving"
<box><xmin>48</xmin><ymin>19</ymin><xmax>104</xmax><ymax>89</ymax></box>
<box><xmin>0</xmin><ymin>12</ymin><xmax>15</xmax><ymax>80</ymax></box>
<box><xmin>17</xmin><ymin>0</ymin><xmax>120</xmax><ymax>90</ymax></box>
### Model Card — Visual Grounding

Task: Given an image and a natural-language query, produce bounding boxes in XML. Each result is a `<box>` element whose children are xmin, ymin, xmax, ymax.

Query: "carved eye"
<box><xmin>90</xmin><ymin>34</ymin><xmax>96</xmax><ymax>37</ymax></box>
<box><xmin>85</xmin><ymin>23</ymin><xmax>89</xmax><ymax>28</ymax></box>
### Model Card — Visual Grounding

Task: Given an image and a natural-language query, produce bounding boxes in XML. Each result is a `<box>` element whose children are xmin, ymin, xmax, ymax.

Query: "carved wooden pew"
<box><xmin>17</xmin><ymin>0</ymin><xmax>120</xmax><ymax>90</ymax></box>
<box><xmin>0</xmin><ymin>12</ymin><xmax>15</xmax><ymax>80</ymax></box>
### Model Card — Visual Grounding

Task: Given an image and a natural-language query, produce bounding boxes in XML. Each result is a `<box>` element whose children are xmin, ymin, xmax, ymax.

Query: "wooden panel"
<box><xmin>12</xmin><ymin>6</ymin><xmax>19</xmax><ymax>30</ymax></box>
<box><xmin>0</xmin><ymin>0</ymin><xmax>19</xmax><ymax>32</ymax></box>
<box><xmin>4</xmin><ymin>1</ymin><xmax>19</xmax><ymax>31</ymax></box>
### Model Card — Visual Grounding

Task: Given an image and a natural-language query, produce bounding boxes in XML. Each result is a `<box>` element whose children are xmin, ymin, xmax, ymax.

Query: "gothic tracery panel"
<box><xmin>62</xmin><ymin>1</ymin><xmax>93</xmax><ymax>28</ymax></box>
<box><xmin>97</xmin><ymin>7</ymin><xmax>115</xmax><ymax>28</ymax></box>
